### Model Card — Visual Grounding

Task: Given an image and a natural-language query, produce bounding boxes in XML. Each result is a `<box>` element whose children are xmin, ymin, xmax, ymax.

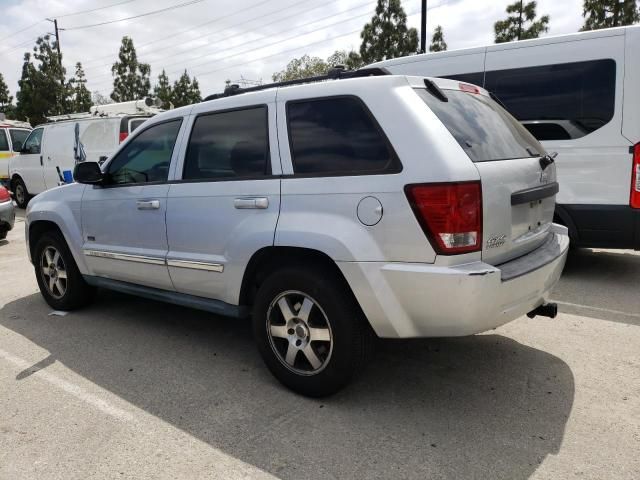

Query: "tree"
<box><xmin>91</xmin><ymin>91</ymin><xmax>112</xmax><ymax>106</ymax></box>
<box><xmin>429</xmin><ymin>25</ymin><xmax>448</xmax><ymax>52</ymax></box>
<box><xmin>0</xmin><ymin>73</ymin><xmax>12</xmax><ymax>113</ymax></box>
<box><xmin>272</xmin><ymin>50</ymin><xmax>364</xmax><ymax>82</ymax></box>
<box><xmin>327</xmin><ymin>50</ymin><xmax>364</xmax><ymax>70</ymax></box>
<box><xmin>582</xmin><ymin>0</ymin><xmax>639</xmax><ymax>30</ymax></box>
<box><xmin>111</xmin><ymin>36</ymin><xmax>151</xmax><ymax>102</ymax></box>
<box><xmin>494</xmin><ymin>1</ymin><xmax>550</xmax><ymax>43</ymax></box>
<box><xmin>67</xmin><ymin>62</ymin><xmax>92</xmax><ymax>112</ymax></box>
<box><xmin>272</xmin><ymin>54</ymin><xmax>328</xmax><ymax>82</ymax></box>
<box><xmin>171</xmin><ymin>70</ymin><xmax>200</xmax><ymax>107</ymax></box>
<box><xmin>153</xmin><ymin>69</ymin><xmax>173</xmax><ymax>109</ymax></box>
<box><xmin>359</xmin><ymin>0</ymin><xmax>419</xmax><ymax>64</ymax></box>
<box><xmin>15</xmin><ymin>36</ymin><xmax>68</xmax><ymax>125</ymax></box>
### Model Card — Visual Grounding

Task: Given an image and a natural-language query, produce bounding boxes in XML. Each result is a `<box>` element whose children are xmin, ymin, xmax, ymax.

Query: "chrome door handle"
<box><xmin>136</xmin><ymin>200</ymin><xmax>160</xmax><ymax>210</ymax></box>
<box><xmin>234</xmin><ymin>197</ymin><xmax>269</xmax><ymax>209</ymax></box>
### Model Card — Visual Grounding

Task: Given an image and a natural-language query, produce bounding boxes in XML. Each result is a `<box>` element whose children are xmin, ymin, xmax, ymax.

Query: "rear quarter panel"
<box><xmin>623</xmin><ymin>26</ymin><xmax>640</xmax><ymax>144</ymax></box>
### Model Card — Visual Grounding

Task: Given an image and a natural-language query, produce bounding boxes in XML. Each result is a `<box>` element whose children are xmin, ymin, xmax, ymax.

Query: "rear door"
<box><xmin>417</xmin><ymin>84</ymin><xmax>556</xmax><ymax>265</ymax></box>
<box><xmin>165</xmin><ymin>94</ymin><xmax>280</xmax><ymax>305</ymax></box>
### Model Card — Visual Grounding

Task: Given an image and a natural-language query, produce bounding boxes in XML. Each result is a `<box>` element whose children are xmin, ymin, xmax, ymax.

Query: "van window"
<box><xmin>485</xmin><ymin>59</ymin><xmax>616</xmax><ymax>140</ymax></box>
<box><xmin>9</xmin><ymin>129</ymin><xmax>30</xmax><ymax>152</ymax></box>
<box><xmin>22</xmin><ymin>128</ymin><xmax>43</xmax><ymax>154</ymax></box>
<box><xmin>129</xmin><ymin>119</ymin><xmax>147</xmax><ymax>133</ymax></box>
<box><xmin>417</xmin><ymin>88</ymin><xmax>544</xmax><ymax>162</ymax></box>
<box><xmin>287</xmin><ymin>97</ymin><xmax>399</xmax><ymax>175</ymax></box>
<box><xmin>107</xmin><ymin>120</ymin><xmax>181</xmax><ymax>185</ymax></box>
<box><xmin>0</xmin><ymin>130</ymin><xmax>8</xmax><ymax>151</ymax></box>
<box><xmin>183</xmin><ymin>106</ymin><xmax>269</xmax><ymax>180</ymax></box>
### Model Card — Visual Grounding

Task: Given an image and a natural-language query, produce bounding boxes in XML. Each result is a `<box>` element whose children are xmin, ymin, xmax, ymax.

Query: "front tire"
<box><xmin>33</xmin><ymin>231</ymin><xmax>94</xmax><ymax>310</ymax></box>
<box><xmin>12</xmin><ymin>177</ymin><xmax>29</xmax><ymax>209</ymax></box>
<box><xmin>253</xmin><ymin>266</ymin><xmax>375</xmax><ymax>397</ymax></box>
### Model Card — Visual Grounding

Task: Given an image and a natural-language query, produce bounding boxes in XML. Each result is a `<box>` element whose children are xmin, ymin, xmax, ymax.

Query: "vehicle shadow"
<box><xmin>0</xmin><ymin>291</ymin><xmax>574</xmax><ymax>480</ymax></box>
<box><xmin>552</xmin><ymin>248</ymin><xmax>640</xmax><ymax>326</ymax></box>
<box><xmin>0</xmin><ymin>239</ymin><xmax>8</xmax><ymax>247</ymax></box>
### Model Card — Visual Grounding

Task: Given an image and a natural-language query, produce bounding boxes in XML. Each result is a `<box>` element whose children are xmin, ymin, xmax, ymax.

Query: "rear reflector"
<box><xmin>0</xmin><ymin>186</ymin><xmax>11</xmax><ymax>203</ymax></box>
<box><xmin>405</xmin><ymin>182</ymin><xmax>482</xmax><ymax>254</ymax></box>
<box><xmin>631</xmin><ymin>143</ymin><xmax>640</xmax><ymax>209</ymax></box>
<box><xmin>119</xmin><ymin>132</ymin><xmax>128</xmax><ymax>143</ymax></box>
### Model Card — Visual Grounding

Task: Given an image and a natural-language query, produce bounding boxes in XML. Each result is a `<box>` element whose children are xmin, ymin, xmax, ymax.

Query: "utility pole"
<box><xmin>46</xmin><ymin>18</ymin><xmax>63</xmax><ymax>71</ymax></box>
<box><xmin>420</xmin><ymin>0</ymin><xmax>427</xmax><ymax>53</ymax></box>
<box><xmin>517</xmin><ymin>0</ymin><xmax>523</xmax><ymax>40</ymax></box>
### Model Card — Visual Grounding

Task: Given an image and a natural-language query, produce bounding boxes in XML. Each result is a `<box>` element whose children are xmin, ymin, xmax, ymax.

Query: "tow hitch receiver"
<box><xmin>527</xmin><ymin>303</ymin><xmax>558</xmax><ymax>319</ymax></box>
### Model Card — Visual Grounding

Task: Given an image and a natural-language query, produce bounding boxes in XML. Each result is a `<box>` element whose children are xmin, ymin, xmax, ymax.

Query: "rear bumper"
<box><xmin>339</xmin><ymin>224</ymin><xmax>569</xmax><ymax>338</ymax></box>
<box><xmin>0</xmin><ymin>200</ymin><xmax>15</xmax><ymax>232</ymax></box>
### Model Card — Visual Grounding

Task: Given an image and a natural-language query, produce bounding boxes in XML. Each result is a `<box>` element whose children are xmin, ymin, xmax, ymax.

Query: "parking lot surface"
<box><xmin>1</xmin><ymin>210</ymin><xmax>638</xmax><ymax>480</ymax></box>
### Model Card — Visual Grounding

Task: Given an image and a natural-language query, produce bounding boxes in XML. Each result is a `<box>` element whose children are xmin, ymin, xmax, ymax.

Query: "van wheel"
<box><xmin>252</xmin><ymin>266</ymin><xmax>375</xmax><ymax>397</ymax></box>
<box><xmin>33</xmin><ymin>231</ymin><xmax>94</xmax><ymax>311</ymax></box>
<box><xmin>12</xmin><ymin>177</ymin><xmax>29</xmax><ymax>209</ymax></box>
<box><xmin>0</xmin><ymin>229</ymin><xmax>7</xmax><ymax>240</ymax></box>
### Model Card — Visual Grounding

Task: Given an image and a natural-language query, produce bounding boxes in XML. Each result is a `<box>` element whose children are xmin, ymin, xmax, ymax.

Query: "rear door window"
<box><xmin>9</xmin><ymin>129</ymin><xmax>30</xmax><ymax>152</ymax></box>
<box><xmin>182</xmin><ymin>106</ymin><xmax>269</xmax><ymax>180</ymax></box>
<box><xmin>129</xmin><ymin>118</ymin><xmax>147</xmax><ymax>133</ymax></box>
<box><xmin>417</xmin><ymin>88</ymin><xmax>544</xmax><ymax>162</ymax></box>
<box><xmin>286</xmin><ymin>97</ymin><xmax>400</xmax><ymax>175</ymax></box>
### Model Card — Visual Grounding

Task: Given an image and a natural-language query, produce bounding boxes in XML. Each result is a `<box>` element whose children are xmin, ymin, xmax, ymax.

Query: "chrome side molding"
<box><xmin>166</xmin><ymin>259</ymin><xmax>224</xmax><ymax>272</ymax></box>
<box><xmin>83</xmin><ymin>249</ymin><xmax>224</xmax><ymax>273</ymax></box>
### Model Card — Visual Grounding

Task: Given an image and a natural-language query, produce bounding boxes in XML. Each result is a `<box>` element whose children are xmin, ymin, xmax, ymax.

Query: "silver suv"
<box><xmin>26</xmin><ymin>69</ymin><xmax>569</xmax><ymax>396</ymax></box>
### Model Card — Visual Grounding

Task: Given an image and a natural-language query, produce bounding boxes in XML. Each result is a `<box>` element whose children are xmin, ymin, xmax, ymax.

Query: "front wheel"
<box><xmin>33</xmin><ymin>231</ymin><xmax>94</xmax><ymax>310</ymax></box>
<box><xmin>12</xmin><ymin>177</ymin><xmax>29</xmax><ymax>209</ymax></box>
<box><xmin>252</xmin><ymin>266</ymin><xmax>375</xmax><ymax>397</ymax></box>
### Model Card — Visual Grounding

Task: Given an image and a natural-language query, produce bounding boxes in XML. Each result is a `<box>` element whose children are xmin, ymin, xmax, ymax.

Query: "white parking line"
<box><xmin>552</xmin><ymin>300</ymin><xmax>640</xmax><ymax>319</ymax></box>
<box><xmin>0</xmin><ymin>347</ymin><xmax>136</xmax><ymax>423</ymax></box>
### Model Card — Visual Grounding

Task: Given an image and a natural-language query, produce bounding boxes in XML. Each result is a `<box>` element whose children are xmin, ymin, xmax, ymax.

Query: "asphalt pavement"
<box><xmin>0</xmin><ymin>209</ymin><xmax>638</xmax><ymax>479</ymax></box>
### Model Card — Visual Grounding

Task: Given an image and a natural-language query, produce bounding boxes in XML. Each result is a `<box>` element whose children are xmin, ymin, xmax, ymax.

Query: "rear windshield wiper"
<box><xmin>424</xmin><ymin>79</ymin><xmax>448</xmax><ymax>102</ymax></box>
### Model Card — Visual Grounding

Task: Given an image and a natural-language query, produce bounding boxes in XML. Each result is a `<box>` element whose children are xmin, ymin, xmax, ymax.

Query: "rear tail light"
<box><xmin>631</xmin><ymin>143</ymin><xmax>640</xmax><ymax>209</ymax></box>
<box><xmin>459</xmin><ymin>83</ymin><xmax>480</xmax><ymax>94</ymax></box>
<box><xmin>0</xmin><ymin>186</ymin><xmax>11</xmax><ymax>203</ymax></box>
<box><xmin>119</xmin><ymin>132</ymin><xmax>128</xmax><ymax>143</ymax></box>
<box><xmin>405</xmin><ymin>182</ymin><xmax>482</xmax><ymax>254</ymax></box>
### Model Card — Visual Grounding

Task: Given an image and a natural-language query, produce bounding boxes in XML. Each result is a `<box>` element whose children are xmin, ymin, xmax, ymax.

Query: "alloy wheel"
<box><xmin>40</xmin><ymin>246</ymin><xmax>68</xmax><ymax>299</ymax></box>
<box><xmin>266</xmin><ymin>290</ymin><xmax>333</xmax><ymax>375</ymax></box>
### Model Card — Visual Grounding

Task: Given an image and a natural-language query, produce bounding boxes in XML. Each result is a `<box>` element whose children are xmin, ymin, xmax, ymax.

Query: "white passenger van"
<box><xmin>0</xmin><ymin>116</ymin><xmax>31</xmax><ymax>188</ymax></box>
<box><xmin>9</xmin><ymin>98</ymin><xmax>162</xmax><ymax>208</ymax></box>
<box><xmin>370</xmin><ymin>25</ymin><xmax>640</xmax><ymax>250</ymax></box>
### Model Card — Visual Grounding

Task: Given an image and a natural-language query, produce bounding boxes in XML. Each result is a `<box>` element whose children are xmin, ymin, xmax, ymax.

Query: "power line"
<box><xmin>64</xmin><ymin>0</ymin><xmax>205</xmax><ymax>31</ymax></box>
<box><xmin>88</xmin><ymin>4</ymin><xmax>372</xmax><ymax>84</ymax></box>
<box><xmin>0</xmin><ymin>20</ymin><xmax>44</xmax><ymax>43</ymax></box>
<box><xmin>57</xmin><ymin>0</ymin><xmax>138</xmax><ymax>19</ymax></box>
<box><xmin>83</xmin><ymin>0</ymin><xmax>356</xmax><ymax>73</ymax></box>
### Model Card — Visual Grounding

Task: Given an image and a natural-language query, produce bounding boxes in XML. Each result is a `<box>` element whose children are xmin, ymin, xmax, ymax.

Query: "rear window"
<box><xmin>0</xmin><ymin>130</ymin><xmax>8</xmax><ymax>151</ymax></box>
<box><xmin>129</xmin><ymin>118</ymin><xmax>147</xmax><ymax>133</ymax></box>
<box><xmin>9</xmin><ymin>129</ymin><xmax>30</xmax><ymax>151</ymax></box>
<box><xmin>417</xmin><ymin>88</ymin><xmax>544</xmax><ymax>162</ymax></box>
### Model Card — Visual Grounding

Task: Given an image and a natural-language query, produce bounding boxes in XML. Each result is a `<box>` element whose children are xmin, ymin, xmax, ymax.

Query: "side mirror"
<box><xmin>20</xmin><ymin>145</ymin><xmax>31</xmax><ymax>154</ymax></box>
<box><xmin>73</xmin><ymin>162</ymin><xmax>104</xmax><ymax>184</ymax></box>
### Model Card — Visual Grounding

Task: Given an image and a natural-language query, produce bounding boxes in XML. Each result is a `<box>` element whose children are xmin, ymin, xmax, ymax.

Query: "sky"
<box><xmin>0</xmin><ymin>0</ymin><xmax>585</xmax><ymax>101</ymax></box>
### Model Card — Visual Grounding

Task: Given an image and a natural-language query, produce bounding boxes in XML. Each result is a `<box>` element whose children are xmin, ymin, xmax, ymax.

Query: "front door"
<box><xmin>16</xmin><ymin>127</ymin><xmax>46</xmax><ymax>194</ymax></box>
<box><xmin>165</xmin><ymin>98</ymin><xmax>281</xmax><ymax>305</ymax></box>
<box><xmin>81</xmin><ymin>118</ymin><xmax>185</xmax><ymax>290</ymax></box>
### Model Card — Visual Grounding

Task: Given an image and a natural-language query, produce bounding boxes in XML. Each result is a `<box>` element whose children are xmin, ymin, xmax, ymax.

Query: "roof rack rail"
<box><xmin>203</xmin><ymin>66</ymin><xmax>391</xmax><ymax>102</ymax></box>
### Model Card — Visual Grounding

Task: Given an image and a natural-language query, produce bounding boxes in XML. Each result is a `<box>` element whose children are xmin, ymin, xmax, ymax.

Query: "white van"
<box><xmin>0</xmin><ymin>117</ymin><xmax>31</xmax><ymax>188</ymax></box>
<box><xmin>9</xmin><ymin>113</ymin><xmax>151</xmax><ymax>208</ymax></box>
<box><xmin>371</xmin><ymin>25</ymin><xmax>640</xmax><ymax>250</ymax></box>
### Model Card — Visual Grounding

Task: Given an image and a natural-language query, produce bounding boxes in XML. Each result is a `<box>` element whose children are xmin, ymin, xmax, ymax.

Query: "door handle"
<box><xmin>39</xmin><ymin>155</ymin><xmax>43</xmax><ymax>166</ymax></box>
<box><xmin>136</xmin><ymin>200</ymin><xmax>160</xmax><ymax>210</ymax></box>
<box><xmin>234</xmin><ymin>197</ymin><xmax>269</xmax><ymax>209</ymax></box>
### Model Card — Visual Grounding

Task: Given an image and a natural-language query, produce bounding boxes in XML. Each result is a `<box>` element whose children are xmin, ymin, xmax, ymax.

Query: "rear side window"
<box><xmin>129</xmin><ymin>118</ymin><xmax>147</xmax><ymax>133</ymax></box>
<box><xmin>287</xmin><ymin>97</ymin><xmax>400</xmax><ymax>175</ymax></box>
<box><xmin>485</xmin><ymin>59</ymin><xmax>616</xmax><ymax>140</ymax></box>
<box><xmin>417</xmin><ymin>88</ymin><xmax>544</xmax><ymax>162</ymax></box>
<box><xmin>9</xmin><ymin>129</ymin><xmax>30</xmax><ymax>152</ymax></box>
<box><xmin>0</xmin><ymin>130</ymin><xmax>8</xmax><ymax>151</ymax></box>
<box><xmin>183</xmin><ymin>106</ymin><xmax>269</xmax><ymax>180</ymax></box>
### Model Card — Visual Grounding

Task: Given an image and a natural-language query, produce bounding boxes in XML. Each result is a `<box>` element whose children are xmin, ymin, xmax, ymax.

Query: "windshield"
<box><xmin>416</xmin><ymin>88</ymin><xmax>545</xmax><ymax>162</ymax></box>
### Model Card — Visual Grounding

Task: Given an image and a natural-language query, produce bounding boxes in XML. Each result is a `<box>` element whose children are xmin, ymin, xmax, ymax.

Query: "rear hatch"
<box><xmin>416</xmin><ymin>80</ymin><xmax>557</xmax><ymax>265</ymax></box>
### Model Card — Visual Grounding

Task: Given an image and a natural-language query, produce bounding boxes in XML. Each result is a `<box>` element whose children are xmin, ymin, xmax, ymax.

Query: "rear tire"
<box><xmin>0</xmin><ymin>229</ymin><xmax>7</xmax><ymax>240</ymax></box>
<box><xmin>252</xmin><ymin>265</ymin><xmax>375</xmax><ymax>397</ymax></box>
<box><xmin>33</xmin><ymin>231</ymin><xmax>94</xmax><ymax>311</ymax></box>
<box><xmin>12</xmin><ymin>177</ymin><xmax>29</xmax><ymax>209</ymax></box>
